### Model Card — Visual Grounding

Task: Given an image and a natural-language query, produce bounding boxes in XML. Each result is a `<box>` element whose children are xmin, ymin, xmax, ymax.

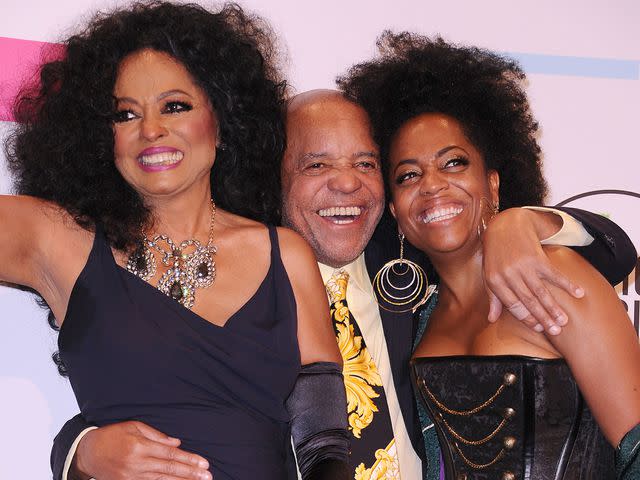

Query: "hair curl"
<box><xmin>6</xmin><ymin>1</ymin><xmax>286</xmax><ymax>250</ymax></box>
<box><xmin>337</xmin><ymin>32</ymin><xmax>547</xmax><ymax>209</ymax></box>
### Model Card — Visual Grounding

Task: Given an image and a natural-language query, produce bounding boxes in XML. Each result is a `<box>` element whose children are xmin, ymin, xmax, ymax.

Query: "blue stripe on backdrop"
<box><xmin>505</xmin><ymin>52</ymin><xmax>639</xmax><ymax>80</ymax></box>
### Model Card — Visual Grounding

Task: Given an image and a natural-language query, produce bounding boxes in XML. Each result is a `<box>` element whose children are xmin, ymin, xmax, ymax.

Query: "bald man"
<box><xmin>52</xmin><ymin>90</ymin><xmax>635</xmax><ymax>480</ymax></box>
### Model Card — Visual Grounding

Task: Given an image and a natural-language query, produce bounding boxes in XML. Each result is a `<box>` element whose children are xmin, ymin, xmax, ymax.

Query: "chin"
<box><xmin>410</xmin><ymin>228</ymin><xmax>474</xmax><ymax>255</ymax></box>
<box><xmin>316</xmin><ymin>242</ymin><xmax>365</xmax><ymax>268</ymax></box>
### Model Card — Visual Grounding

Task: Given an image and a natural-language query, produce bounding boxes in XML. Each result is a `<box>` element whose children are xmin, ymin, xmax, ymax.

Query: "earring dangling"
<box><xmin>373</xmin><ymin>231</ymin><xmax>435</xmax><ymax>313</ymax></box>
<box><xmin>477</xmin><ymin>198</ymin><xmax>499</xmax><ymax>238</ymax></box>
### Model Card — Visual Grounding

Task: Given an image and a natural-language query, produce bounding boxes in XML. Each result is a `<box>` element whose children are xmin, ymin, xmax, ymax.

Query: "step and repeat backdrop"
<box><xmin>1</xmin><ymin>0</ymin><xmax>638</xmax><ymax>477</ymax></box>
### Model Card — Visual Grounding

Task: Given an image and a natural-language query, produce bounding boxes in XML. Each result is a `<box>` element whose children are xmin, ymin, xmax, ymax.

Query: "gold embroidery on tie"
<box><xmin>355</xmin><ymin>440</ymin><xmax>400</xmax><ymax>480</ymax></box>
<box><xmin>327</xmin><ymin>270</ymin><xmax>383</xmax><ymax>438</ymax></box>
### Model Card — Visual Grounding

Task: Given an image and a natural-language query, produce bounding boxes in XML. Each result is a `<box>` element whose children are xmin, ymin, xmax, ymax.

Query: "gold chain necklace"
<box><xmin>126</xmin><ymin>200</ymin><xmax>217</xmax><ymax>309</ymax></box>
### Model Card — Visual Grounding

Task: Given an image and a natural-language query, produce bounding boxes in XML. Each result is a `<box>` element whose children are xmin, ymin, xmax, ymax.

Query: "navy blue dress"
<box><xmin>58</xmin><ymin>226</ymin><xmax>301</xmax><ymax>479</ymax></box>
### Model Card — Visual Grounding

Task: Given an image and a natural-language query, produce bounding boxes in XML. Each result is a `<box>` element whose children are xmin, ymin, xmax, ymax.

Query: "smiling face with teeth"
<box><xmin>281</xmin><ymin>91</ymin><xmax>385</xmax><ymax>268</ymax></box>
<box><xmin>388</xmin><ymin>113</ymin><xmax>499</xmax><ymax>258</ymax></box>
<box><xmin>112</xmin><ymin>49</ymin><xmax>219</xmax><ymax>202</ymax></box>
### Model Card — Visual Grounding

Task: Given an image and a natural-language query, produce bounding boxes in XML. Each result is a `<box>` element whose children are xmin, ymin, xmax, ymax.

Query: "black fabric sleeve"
<box><xmin>554</xmin><ymin>206</ymin><xmax>637</xmax><ymax>286</ymax></box>
<box><xmin>51</xmin><ymin>414</ymin><xmax>93</xmax><ymax>480</ymax></box>
<box><xmin>286</xmin><ymin>361</ymin><xmax>351</xmax><ymax>480</ymax></box>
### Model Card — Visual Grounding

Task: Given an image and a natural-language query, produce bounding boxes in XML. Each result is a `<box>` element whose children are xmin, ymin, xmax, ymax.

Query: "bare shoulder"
<box><xmin>276</xmin><ymin>226</ymin><xmax>313</xmax><ymax>252</ymax></box>
<box><xmin>274</xmin><ymin>229</ymin><xmax>340</xmax><ymax>365</ymax></box>
<box><xmin>542</xmin><ymin>245</ymin><xmax>629</xmax><ymax>337</ymax></box>
<box><xmin>275</xmin><ymin>226</ymin><xmax>318</xmax><ymax>272</ymax></box>
<box><xmin>543</xmin><ymin>245</ymin><xmax>614</xmax><ymax>302</ymax></box>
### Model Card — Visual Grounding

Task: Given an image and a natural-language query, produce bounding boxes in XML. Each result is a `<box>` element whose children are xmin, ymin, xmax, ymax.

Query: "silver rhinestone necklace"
<box><xmin>126</xmin><ymin>200</ymin><xmax>217</xmax><ymax>309</ymax></box>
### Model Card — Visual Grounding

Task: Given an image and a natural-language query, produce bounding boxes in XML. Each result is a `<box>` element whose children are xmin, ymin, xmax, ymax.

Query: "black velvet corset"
<box><xmin>411</xmin><ymin>356</ymin><xmax>614</xmax><ymax>480</ymax></box>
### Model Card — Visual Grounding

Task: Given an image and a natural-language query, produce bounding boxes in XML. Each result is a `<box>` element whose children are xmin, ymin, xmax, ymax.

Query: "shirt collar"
<box><xmin>318</xmin><ymin>253</ymin><xmax>371</xmax><ymax>294</ymax></box>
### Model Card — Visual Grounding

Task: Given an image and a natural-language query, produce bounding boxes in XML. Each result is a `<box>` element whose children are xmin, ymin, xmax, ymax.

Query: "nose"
<box><xmin>326</xmin><ymin>167</ymin><xmax>363</xmax><ymax>194</ymax></box>
<box><xmin>140</xmin><ymin>113</ymin><xmax>168</xmax><ymax>141</ymax></box>
<box><xmin>419</xmin><ymin>168</ymin><xmax>448</xmax><ymax>195</ymax></box>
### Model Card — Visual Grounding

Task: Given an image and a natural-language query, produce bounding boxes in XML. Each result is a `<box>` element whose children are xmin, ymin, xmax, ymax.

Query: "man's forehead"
<box><xmin>287</xmin><ymin>97</ymin><xmax>376</xmax><ymax>142</ymax></box>
<box><xmin>289</xmin><ymin>96</ymin><xmax>364</xmax><ymax>124</ymax></box>
<box><xmin>285</xmin><ymin>120</ymin><xmax>378</xmax><ymax>167</ymax></box>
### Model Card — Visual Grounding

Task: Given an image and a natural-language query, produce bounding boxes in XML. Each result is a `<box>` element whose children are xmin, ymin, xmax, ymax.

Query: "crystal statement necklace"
<box><xmin>126</xmin><ymin>200</ymin><xmax>217</xmax><ymax>309</ymax></box>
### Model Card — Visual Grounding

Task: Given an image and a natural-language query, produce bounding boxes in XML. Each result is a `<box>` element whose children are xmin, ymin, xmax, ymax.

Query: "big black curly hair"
<box><xmin>6</xmin><ymin>1</ymin><xmax>286</xmax><ymax>251</ymax></box>
<box><xmin>5</xmin><ymin>1</ymin><xmax>286</xmax><ymax>375</ymax></box>
<box><xmin>337</xmin><ymin>32</ymin><xmax>548</xmax><ymax>209</ymax></box>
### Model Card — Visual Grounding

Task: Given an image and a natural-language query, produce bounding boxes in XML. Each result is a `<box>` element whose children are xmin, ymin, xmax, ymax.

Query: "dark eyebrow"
<box><xmin>114</xmin><ymin>89</ymin><xmax>192</xmax><ymax>105</ymax></box>
<box><xmin>158</xmin><ymin>89</ymin><xmax>192</xmax><ymax>100</ymax></box>
<box><xmin>394</xmin><ymin>145</ymin><xmax>468</xmax><ymax>170</ymax></box>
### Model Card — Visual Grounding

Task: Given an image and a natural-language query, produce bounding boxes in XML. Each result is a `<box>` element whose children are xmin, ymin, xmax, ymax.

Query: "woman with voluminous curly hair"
<box><xmin>339</xmin><ymin>32</ymin><xmax>640</xmax><ymax>479</ymax></box>
<box><xmin>2</xmin><ymin>2</ymin><xmax>350</xmax><ymax>479</ymax></box>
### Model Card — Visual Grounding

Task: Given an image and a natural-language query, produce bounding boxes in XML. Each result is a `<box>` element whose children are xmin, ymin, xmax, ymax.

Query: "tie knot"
<box><xmin>325</xmin><ymin>269</ymin><xmax>349</xmax><ymax>304</ymax></box>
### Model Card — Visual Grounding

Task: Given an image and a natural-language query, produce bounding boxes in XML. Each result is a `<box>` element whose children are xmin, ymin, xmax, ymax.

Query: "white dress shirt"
<box><xmin>319</xmin><ymin>257</ymin><xmax>423</xmax><ymax>480</ymax></box>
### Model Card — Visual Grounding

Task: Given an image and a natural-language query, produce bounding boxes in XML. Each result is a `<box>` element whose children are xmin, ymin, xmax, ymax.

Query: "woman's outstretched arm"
<box><xmin>0</xmin><ymin>194</ymin><xmax>49</xmax><ymax>287</ymax></box>
<box><xmin>0</xmin><ymin>194</ymin><xmax>91</xmax><ymax>323</ymax></box>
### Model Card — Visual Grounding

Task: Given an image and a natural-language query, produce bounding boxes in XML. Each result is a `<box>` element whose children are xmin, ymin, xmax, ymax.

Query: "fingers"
<box><xmin>148</xmin><ymin>441</ymin><xmax>210</xmax><ymax>470</ymax></box>
<box><xmin>508</xmin><ymin>282</ymin><xmax>562</xmax><ymax>335</ymax></box>
<box><xmin>139</xmin><ymin>440</ymin><xmax>211</xmax><ymax>480</ymax></box>
<box><xmin>91</xmin><ymin>421</ymin><xmax>211</xmax><ymax>480</ymax></box>
<box><xmin>483</xmin><ymin>254</ymin><xmax>585</xmax><ymax>335</ymax></box>
<box><xmin>484</xmin><ymin>275</ymin><xmax>537</xmax><ymax>328</ymax></box>
<box><xmin>134</xmin><ymin>421</ymin><xmax>181</xmax><ymax>446</ymax></box>
<box><xmin>142</xmin><ymin>453</ymin><xmax>212</xmax><ymax>480</ymax></box>
<box><xmin>538</xmin><ymin>262</ymin><xmax>585</xmax><ymax>299</ymax></box>
<box><xmin>486</xmin><ymin>275</ymin><xmax>565</xmax><ymax>334</ymax></box>
<box><xmin>487</xmin><ymin>290</ymin><xmax>503</xmax><ymax>323</ymax></box>
<box><xmin>503</xmin><ymin>279</ymin><xmax>563</xmax><ymax>335</ymax></box>
<box><xmin>521</xmin><ymin>275</ymin><xmax>568</xmax><ymax>327</ymax></box>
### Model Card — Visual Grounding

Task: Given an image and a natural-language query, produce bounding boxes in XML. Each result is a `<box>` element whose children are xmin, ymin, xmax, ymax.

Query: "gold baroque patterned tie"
<box><xmin>326</xmin><ymin>269</ymin><xmax>400</xmax><ymax>480</ymax></box>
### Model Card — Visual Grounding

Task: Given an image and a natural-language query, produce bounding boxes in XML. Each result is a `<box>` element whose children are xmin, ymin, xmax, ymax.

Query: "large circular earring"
<box><xmin>373</xmin><ymin>232</ymin><xmax>435</xmax><ymax>313</ymax></box>
<box><xmin>477</xmin><ymin>197</ymin><xmax>499</xmax><ymax>238</ymax></box>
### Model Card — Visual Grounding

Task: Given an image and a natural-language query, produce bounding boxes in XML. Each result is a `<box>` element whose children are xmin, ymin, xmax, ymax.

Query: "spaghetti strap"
<box><xmin>267</xmin><ymin>225</ymin><xmax>280</xmax><ymax>261</ymax></box>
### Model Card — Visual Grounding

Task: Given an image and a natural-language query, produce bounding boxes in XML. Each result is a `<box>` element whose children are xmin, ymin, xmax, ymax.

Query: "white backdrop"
<box><xmin>1</xmin><ymin>1</ymin><xmax>639</xmax><ymax>477</ymax></box>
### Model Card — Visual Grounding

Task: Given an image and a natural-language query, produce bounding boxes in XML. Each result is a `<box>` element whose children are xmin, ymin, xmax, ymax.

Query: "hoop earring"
<box><xmin>477</xmin><ymin>197</ymin><xmax>499</xmax><ymax>238</ymax></box>
<box><xmin>373</xmin><ymin>232</ymin><xmax>434</xmax><ymax>313</ymax></box>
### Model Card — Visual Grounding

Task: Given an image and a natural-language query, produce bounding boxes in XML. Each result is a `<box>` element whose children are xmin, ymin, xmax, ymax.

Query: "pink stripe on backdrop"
<box><xmin>0</xmin><ymin>36</ymin><xmax>64</xmax><ymax>122</ymax></box>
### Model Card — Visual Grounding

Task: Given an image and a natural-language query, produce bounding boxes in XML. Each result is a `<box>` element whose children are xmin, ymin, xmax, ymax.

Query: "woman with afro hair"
<box><xmin>339</xmin><ymin>32</ymin><xmax>640</xmax><ymax>479</ymax></box>
<box><xmin>2</xmin><ymin>2</ymin><xmax>350</xmax><ymax>479</ymax></box>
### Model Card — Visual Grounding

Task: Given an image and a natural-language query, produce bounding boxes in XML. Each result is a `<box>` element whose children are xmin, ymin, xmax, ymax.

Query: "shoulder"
<box><xmin>542</xmin><ymin>245</ymin><xmax>628</xmax><ymax>338</ymax></box>
<box><xmin>275</xmin><ymin>226</ymin><xmax>319</xmax><ymax>274</ymax></box>
<box><xmin>276</xmin><ymin>226</ymin><xmax>314</xmax><ymax>253</ymax></box>
<box><xmin>543</xmin><ymin>245</ymin><xmax>610</xmax><ymax>295</ymax></box>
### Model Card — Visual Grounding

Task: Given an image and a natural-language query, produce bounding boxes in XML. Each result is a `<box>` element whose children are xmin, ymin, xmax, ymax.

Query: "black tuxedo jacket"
<box><xmin>51</xmin><ymin>207</ymin><xmax>636</xmax><ymax>479</ymax></box>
